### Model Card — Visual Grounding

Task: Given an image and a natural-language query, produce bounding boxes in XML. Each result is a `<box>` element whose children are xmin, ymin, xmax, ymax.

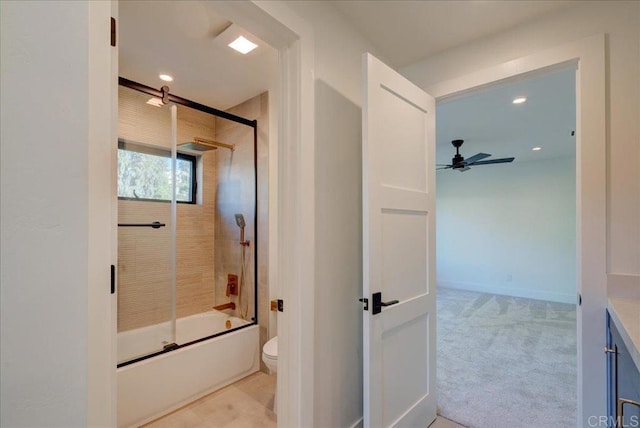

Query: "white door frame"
<box><xmin>86</xmin><ymin>0</ymin><xmax>315</xmax><ymax>426</ymax></box>
<box><xmin>87</xmin><ymin>1</ymin><xmax>118</xmax><ymax>426</ymax></box>
<box><xmin>161</xmin><ymin>1</ymin><xmax>316</xmax><ymax>426</ymax></box>
<box><xmin>426</xmin><ymin>34</ymin><xmax>606</xmax><ymax>427</ymax></box>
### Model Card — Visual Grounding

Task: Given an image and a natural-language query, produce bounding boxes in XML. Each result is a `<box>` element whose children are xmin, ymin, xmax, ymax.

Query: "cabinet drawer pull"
<box><xmin>617</xmin><ymin>398</ymin><xmax>640</xmax><ymax>428</ymax></box>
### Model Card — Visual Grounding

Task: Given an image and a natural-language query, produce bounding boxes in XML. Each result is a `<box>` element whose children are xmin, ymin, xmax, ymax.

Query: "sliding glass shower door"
<box><xmin>116</xmin><ymin>85</ymin><xmax>177</xmax><ymax>364</ymax></box>
<box><xmin>115</xmin><ymin>78</ymin><xmax>260</xmax><ymax>366</ymax></box>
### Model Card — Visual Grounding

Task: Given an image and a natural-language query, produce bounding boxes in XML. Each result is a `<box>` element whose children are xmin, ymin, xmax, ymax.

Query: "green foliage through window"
<box><xmin>118</xmin><ymin>140</ymin><xmax>196</xmax><ymax>203</ymax></box>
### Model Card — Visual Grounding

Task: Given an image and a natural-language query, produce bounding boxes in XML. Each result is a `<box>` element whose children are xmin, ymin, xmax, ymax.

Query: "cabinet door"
<box><xmin>608</xmin><ymin>314</ymin><xmax>640</xmax><ymax>427</ymax></box>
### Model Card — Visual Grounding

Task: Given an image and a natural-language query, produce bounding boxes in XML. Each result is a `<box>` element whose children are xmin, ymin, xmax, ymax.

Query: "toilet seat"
<box><xmin>263</xmin><ymin>354</ymin><xmax>277</xmax><ymax>366</ymax></box>
<box><xmin>262</xmin><ymin>336</ymin><xmax>278</xmax><ymax>375</ymax></box>
<box><xmin>263</xmin><ymin>336</ymin><xmax>277</xmax><ymax>359</ymax></box>
<box><xmin>261</xmin><ymin>336</ymin><xmax>278</xmax><ymax>413</ymax></box>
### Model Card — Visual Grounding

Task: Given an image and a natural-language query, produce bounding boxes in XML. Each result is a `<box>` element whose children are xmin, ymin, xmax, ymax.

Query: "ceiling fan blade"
<box><xmin>436</xmin><ymin>166</ymin><xmax>452</xmax><ymax>170</ymax></box>
<box><xmin>461</xmin><ymin>153</ymin><xmax>491</xmax><ymax>165</ymax></box>
<box><xmin>470</xmin><ymin>157</ymin><xmax>515</xmax><ymax>166</ymax></box>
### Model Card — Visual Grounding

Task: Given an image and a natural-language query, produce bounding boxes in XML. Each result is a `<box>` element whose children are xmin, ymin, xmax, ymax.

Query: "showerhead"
<box><xmin>234</xmin><ymin>214</ymin><xmax>245</xmax><ymax>229</ymax></box>
<box><xmin>178</xmin><ymin>137</ymin><xmax>235</xmax><ymax>152</ymax></box>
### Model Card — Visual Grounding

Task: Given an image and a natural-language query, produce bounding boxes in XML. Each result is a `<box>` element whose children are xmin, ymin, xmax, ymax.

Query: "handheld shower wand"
<box><xmin>234</xmin><ymin>213</ymin><xmax>250</xmax><ymax>320</ymax></box>
<box><xmin>234</xmin><ymin>214</ymin><xmax>250</xmax><ymax>246</ymax></box>
<box><xmin>234</xmin><ymin>213</ymin><xmax>245</xmax><ymax>228</ymax></box>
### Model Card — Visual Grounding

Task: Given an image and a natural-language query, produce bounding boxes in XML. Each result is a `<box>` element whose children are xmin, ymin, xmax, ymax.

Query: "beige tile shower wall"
<box><xmin>215</xmin><ymin>92</ymin><xmax>269</xmax><ymax>371</ymax></box>
<box><xmin>119</xmin><ymin>86</ymin><xmax>172</xmax><ymax>148</ymax></box>
<box><xmin>118</xmin><ymin>201</ymin><xmax>173</xmax><ymax>331</ymax></box>
<box><xmin>118</xmin><ymin>86</ymin><xmax>218</xmax><ymax>332</ymax></box>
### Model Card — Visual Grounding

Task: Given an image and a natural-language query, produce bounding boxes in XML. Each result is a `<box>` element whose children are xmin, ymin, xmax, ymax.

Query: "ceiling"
<box><xmin>119</xmin><ymin>1</ymin><xmax>278</xmax><ymax>111</ymax></box>
<box><xmin>119</xmin><ymin>1</ymin><xmax>575</xmax><ymax>165</ymax></box>
<box><xmin>331</xmin><ymin>0</ymin><xmax>574</xmax><ymax>67</ymax></box>
<box><xmin>436</xmin><ymin>67</ymin><xmax>576</xmax><ymax>167</ymax></box>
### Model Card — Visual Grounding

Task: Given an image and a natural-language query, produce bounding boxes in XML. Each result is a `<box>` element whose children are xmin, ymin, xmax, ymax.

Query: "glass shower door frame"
<box><xmin>116</xmin><ymin>78</ymin><xmax>258</xmax><ymax>368</ymax></box>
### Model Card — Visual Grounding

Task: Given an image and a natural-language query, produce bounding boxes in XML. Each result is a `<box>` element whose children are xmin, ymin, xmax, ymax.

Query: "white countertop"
<box><xmin>608</xmin><ymin>297</ymin><xmax>640</xmax><ymax>373</ymax></box>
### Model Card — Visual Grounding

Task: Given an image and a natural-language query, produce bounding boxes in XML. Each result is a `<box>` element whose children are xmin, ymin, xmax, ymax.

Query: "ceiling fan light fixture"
<box><xmin>441</xmin><ymin>139</ymin><xmax>515</xmax><ymax>171</ymax></box>
<box><xmin>512</xmin><ymin>97</ymin><xmax>527</xmax><ymax>104</ymax></box>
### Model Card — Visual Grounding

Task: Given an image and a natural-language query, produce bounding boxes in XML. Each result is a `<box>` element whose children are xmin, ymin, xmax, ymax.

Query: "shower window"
<box><xmin>117</xmin><ymin>140</ymin><xmax>197</xmax><ymax>204</ymax></box>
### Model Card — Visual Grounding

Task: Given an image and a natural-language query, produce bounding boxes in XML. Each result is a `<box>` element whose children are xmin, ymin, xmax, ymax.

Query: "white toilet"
<box><xmin>262</xmin><ymin>336</ymin><xmax>278</xmax><ymax>413</ymax></box>
<box><xmin>262</xmin><ymin>336</ymin><xmax>278</xmax><ymax>373</ymax></box>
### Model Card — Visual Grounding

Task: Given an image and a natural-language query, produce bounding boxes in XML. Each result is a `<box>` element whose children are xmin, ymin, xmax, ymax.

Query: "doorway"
<box><xmin>91</xmin><ymin>0</ymin><xmax>316</xmax><ymax>425</ymax></box>
<box><xmin>435</xmin><ymin>67</ymin><xmax>577</xmax><ymax>427</ymax></box>
<box><xmin>426</xmin><ymin>34</ymin><xmax>606</xmax><ymax>426</ymax></box>
<box><xmin>113</xmin><ymin>2</ymin><xmax>296</xmax><ymax>423</ymax></box>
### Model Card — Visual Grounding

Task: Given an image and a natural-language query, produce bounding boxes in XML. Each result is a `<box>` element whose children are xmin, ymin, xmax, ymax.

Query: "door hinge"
<box><xmin>110</xmin><ymin>264</ymin><xmax>116</xmax><ymax>294</ymax></box>
<box><xmin>110</xmin><ymin>17</ymin><xmax>116</xmax><ymax>47</ymax></box>
<box><xmin>359</xmin><ymin>298</ymin><xmax>369</xmax><ymax>311</ymax></box>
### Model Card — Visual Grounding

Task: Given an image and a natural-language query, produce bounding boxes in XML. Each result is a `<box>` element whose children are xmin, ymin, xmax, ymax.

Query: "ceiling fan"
<box><xmin>437</xmin><ymin>139</ymin><xmax>515</xmax><ymax>172</ymax></box>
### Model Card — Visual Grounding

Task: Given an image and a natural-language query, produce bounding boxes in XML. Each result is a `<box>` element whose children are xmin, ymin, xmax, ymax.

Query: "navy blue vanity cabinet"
<box><xmin>607</xmin><ymin>311</ymin><xmax>640</xmax><ymax>427</ymax></box>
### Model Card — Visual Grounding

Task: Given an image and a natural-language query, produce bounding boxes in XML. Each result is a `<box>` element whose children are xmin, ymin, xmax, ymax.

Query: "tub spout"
<box><xmin>213</xmin><ymin>302</ymin><xmax>236</xmax><ymax>311</ymax></box>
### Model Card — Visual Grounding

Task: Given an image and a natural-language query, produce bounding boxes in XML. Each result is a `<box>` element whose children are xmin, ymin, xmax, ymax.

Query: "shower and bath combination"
<box><xmin>235</xmin><ymin>213</ymin><xmax>250</xmax><ymax>320</ymax></box>
<box><xmin>116</xmin><ymin>78</ymin><xmax>262</xmax><ymax>426</ymax></box>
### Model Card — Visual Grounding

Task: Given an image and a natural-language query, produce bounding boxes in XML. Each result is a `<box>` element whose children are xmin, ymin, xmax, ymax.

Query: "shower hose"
<box><xmin>237</xmin><ymin>242</ymin><xmax>249</xmax><ymax>320</ymax></box>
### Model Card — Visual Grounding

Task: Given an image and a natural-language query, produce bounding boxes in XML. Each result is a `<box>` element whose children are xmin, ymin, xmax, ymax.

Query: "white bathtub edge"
<box><xmin>118</xmin><ymin>324</ymin><xmax>260</xmax><ymax>427</ymax></box>
<box><xmin>127</xmin><ymin>366</ymin><xmax>259</xmax><ymax>428</ymax></box>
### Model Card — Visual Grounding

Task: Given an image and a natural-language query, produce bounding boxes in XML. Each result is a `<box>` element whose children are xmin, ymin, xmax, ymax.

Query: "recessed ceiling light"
<box><xmin>146</xmin><ymin>97</ymin><xmax>164</xmax><ymax>108</ymax></box>
<box><xmin>159</xmin><ymin>74</ymin><xmax>173</xmax><ymax>82</ymax></box>
<box><xmin>513</xmin><ymin>97</ymin><xmax>527</xmax><ymax>104</ymax></box>
<box><xmin>228</xmin><ymin>36</ymin><xmax>258</xmax><ymax>54</ymax></box>
<box><xmin>532</xmin><ymin>147</ymin><xmax>542</xmax><ymax>151</ymax></box>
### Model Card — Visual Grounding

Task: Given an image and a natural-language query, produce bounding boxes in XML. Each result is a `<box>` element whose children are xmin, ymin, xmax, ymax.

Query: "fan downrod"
<box><xmin>451</xmin><ymin>139</ymin><xmax>464</xmax><ymax>164</ymax></box>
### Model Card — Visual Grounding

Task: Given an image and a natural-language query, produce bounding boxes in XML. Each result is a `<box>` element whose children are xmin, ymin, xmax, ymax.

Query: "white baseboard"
<box><xmin>607</xmin><ymin>273</ymin><xmax>640</xmax><ymax>299</ymax></box>
<box><xmin>437</xmin><ymin>280</ymin><xmax>575</xmax><ymax>304</ymax></box>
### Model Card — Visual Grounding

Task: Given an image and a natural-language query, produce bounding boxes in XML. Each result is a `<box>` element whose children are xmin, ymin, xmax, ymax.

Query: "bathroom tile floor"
<box><xmin>144</xmin><ymin>372</ymin><xmax>276</xmax><ymax>428</ymax></box>
<box><xmin>144</xmin><ymin>371</ymin><xmax>463</xmax><ymax>428</ymax></box>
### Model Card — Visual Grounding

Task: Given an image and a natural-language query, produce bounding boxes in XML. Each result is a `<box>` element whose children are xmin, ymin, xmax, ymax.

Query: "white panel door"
<box><xmin>362</xmin><ymin>53</ymin><xmax>436</xmax><ymax>428</ymax></box>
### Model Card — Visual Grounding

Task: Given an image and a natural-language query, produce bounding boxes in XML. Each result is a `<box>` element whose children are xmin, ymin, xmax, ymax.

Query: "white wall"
<box><xmin>314</xmin><ymin>80</ymin><xmax>364</xmax><ymax>427</ymax></box>
<box><xmin>437</xmin><ymin>157</ymin><xmax>576</xmax><ymax>303</ymax></box>
<box><xmin>284</xmin><ymin>1</ymin><xmax>388</xmax><ymax>106</ymax></box>
<box><xmin>281</xmin><ymin>2</ymin><xmax>385</xmax><ymax>426</ymax></box>
<box><xmin>402</xmin><ymin>0</ymin><xmax>640</xmax><ymax>281</ymax></box>
<box><xmin>1</xmin><ymin>2</ymin><xmax>90</xmax><ymax>426</ymax></box>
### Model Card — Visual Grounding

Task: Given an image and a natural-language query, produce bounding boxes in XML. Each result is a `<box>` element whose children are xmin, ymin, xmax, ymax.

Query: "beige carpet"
<box><xmin>437</xmin><ymin>287</ymin><xmax>576</xmax><ymax>428</ymax></box>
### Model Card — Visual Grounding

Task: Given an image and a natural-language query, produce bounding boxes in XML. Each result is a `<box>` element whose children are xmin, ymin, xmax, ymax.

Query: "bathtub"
<box><xmin>117</xmin><ymin>311</ymin><xmax>260</xmax><ymax>427</ymax></box>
